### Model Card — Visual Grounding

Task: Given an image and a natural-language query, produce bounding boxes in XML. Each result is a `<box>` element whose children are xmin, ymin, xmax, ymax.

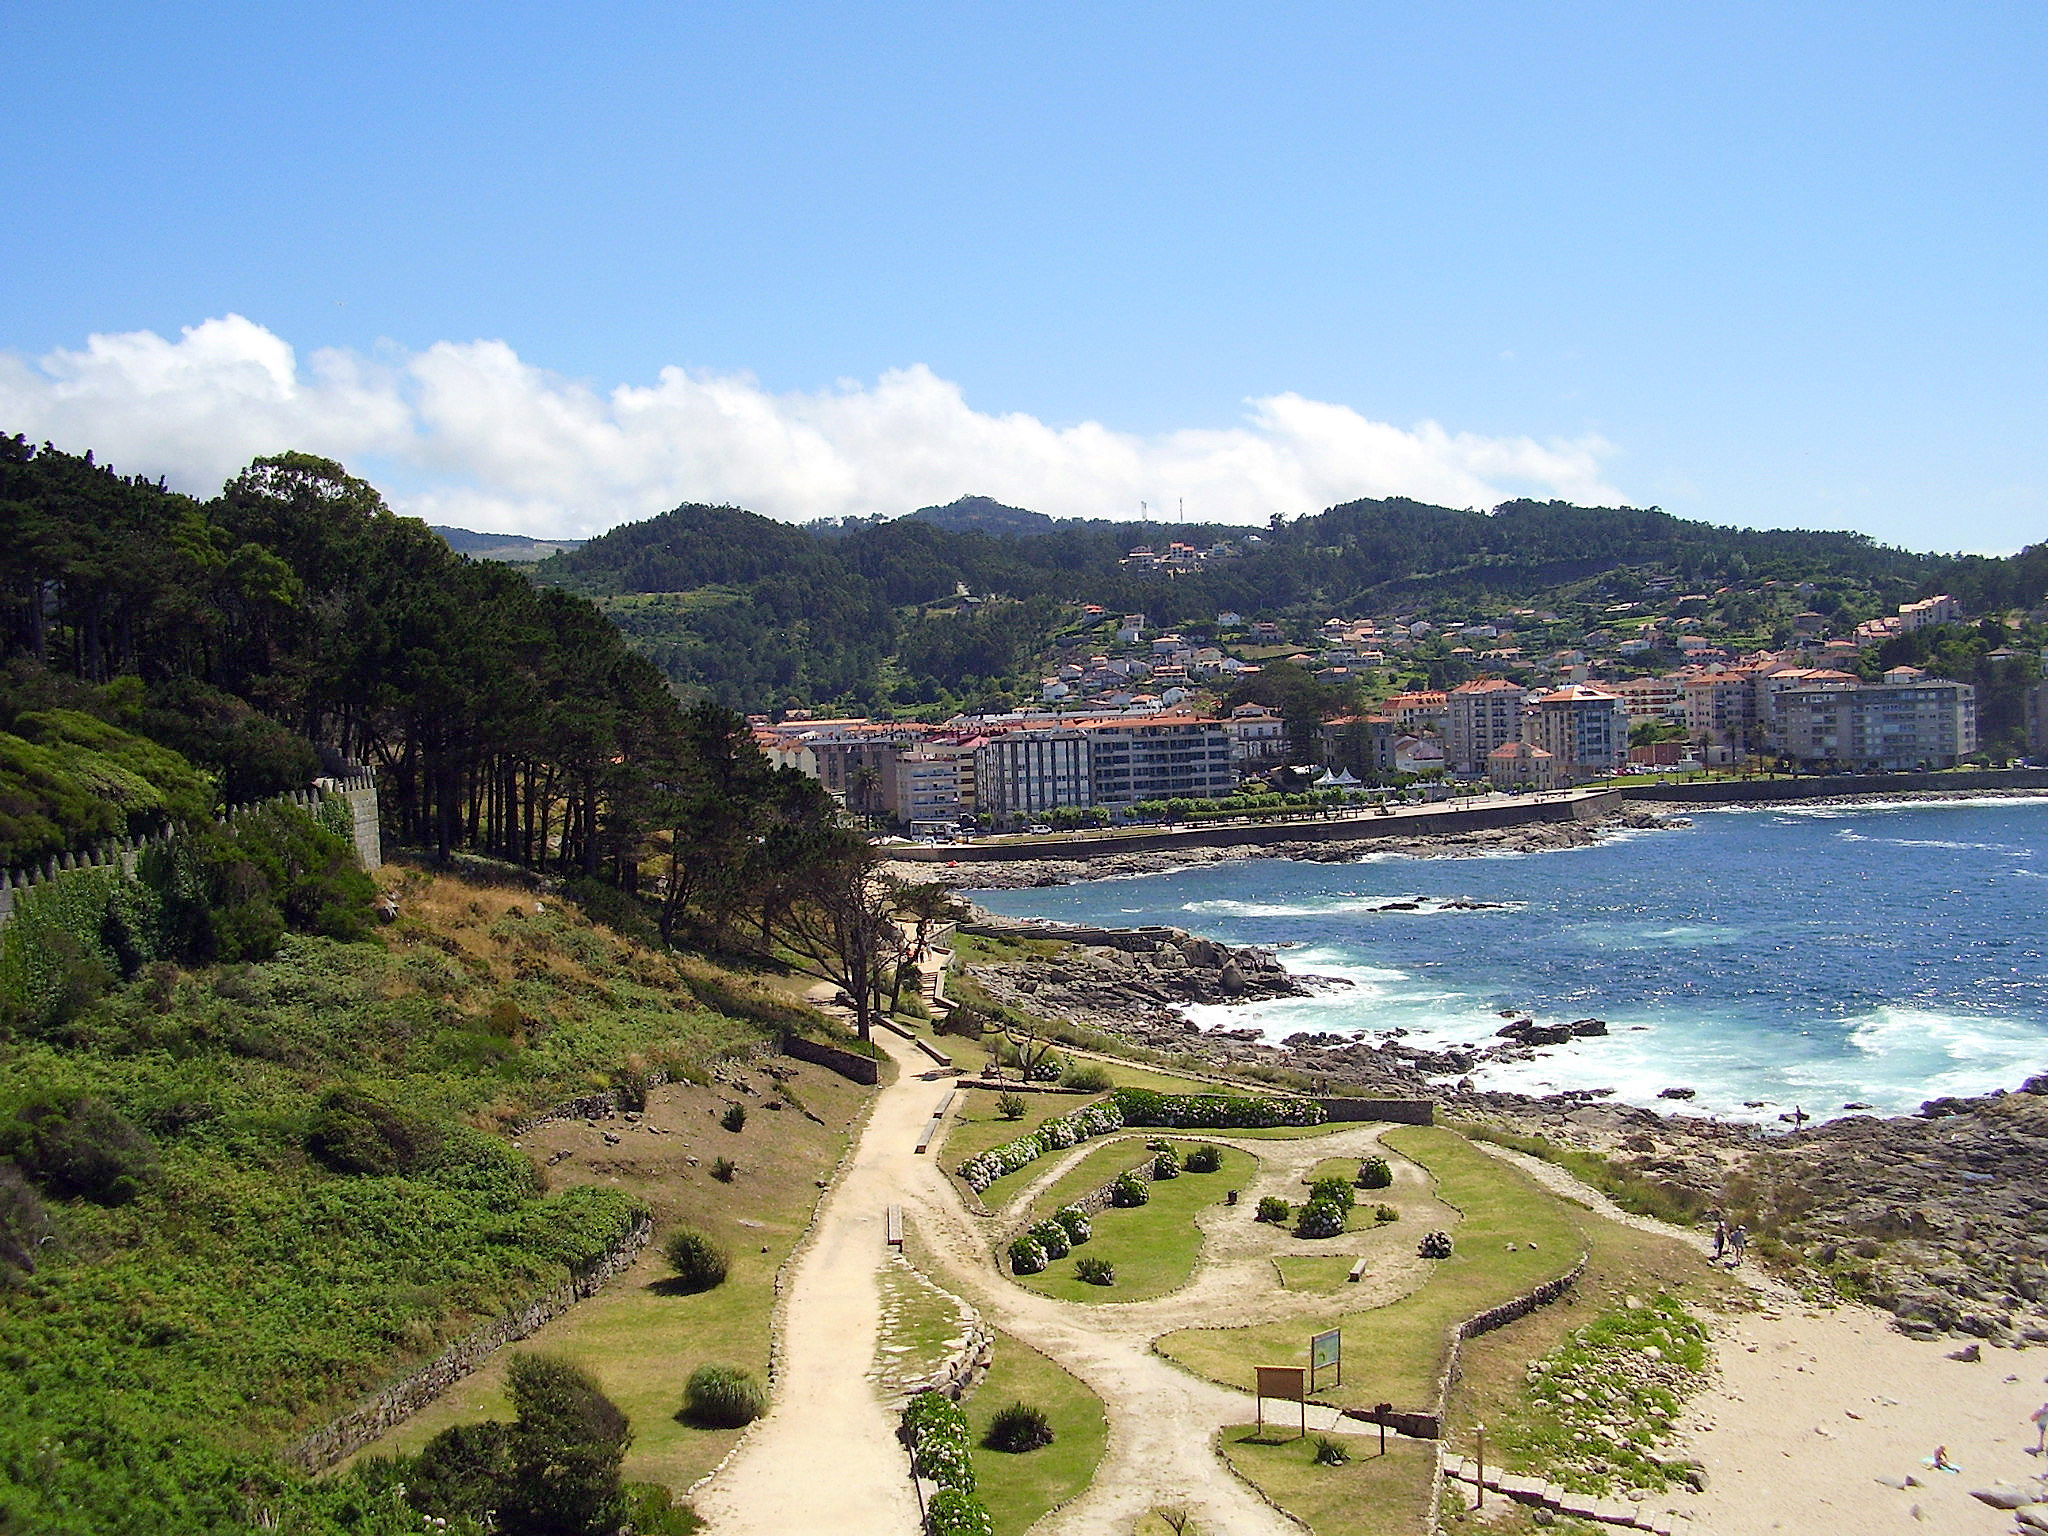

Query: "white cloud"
<box><xmin>0</xmin><ymin>315</ymin><xmax>1627</xmax><ymax>535</ymax></box>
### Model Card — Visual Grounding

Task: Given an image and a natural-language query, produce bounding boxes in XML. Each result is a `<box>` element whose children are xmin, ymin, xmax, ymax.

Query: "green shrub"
<box><xmin>1074</xmin><ymin>1255</ymin><xmax>1116</xmax><ymax>1286</ymax></box>
<box><xmin>710</xmin><ymin>1155</ymin><xmax>737</xmax><ymax>1183</ymax></box>
<box><xmin>306</xmin><ymin>1087</ymin><xmax>444</xmax><ymax>1176</ymax></box>
<box><xmin>662</xmin><ymin>1227</ymin><xmax>729</xmax><ymax>1292</ymax></box>
<box><xmin>6</xmin><ymin>1095</ymin><xmax>160</xmax><ymax>1205</ymax></box>
<box><xmin>408</xmin><ymin>1420</ymin><xmax>513</xmax><ymax>1524</ymax></box>
<box><xmin>1312</xmin><ymin>1433</ymin><xmax>1351</xmax><ymax>1466</ymax></box>
<box><xmin>1111</xmin><ymin>1086</ymin><xmax>1324</xmax><ymax>1129</ymax></box>
<box><xmin>984</xmin><ymin>1401</ymin><xmax>1055</xmax><ymax>1453</ymax></box>
<box><xmin>1256</xmin><ymin>1195</ymin><xmax>1291</xmax><ymax>1224</ymax></box>
<box><xmin>0</xmin><ymin>1163</ymin><xmax>53</xmax><ymax>1279</ymax></box>
<box><xmin>500</xmin><ymin>1353</ymin><xmax>632</xmax><ymax>1536</ymax></box>
<box><xmin>1419</xmin><ymin>1229</ymin><xmax>1454</xmax><ymax>1258</ymax></box>
<box><xmin>1151</xmin><ymin>1147</ymin><xmax>1181</xmax><ymax>1180</ymax></box>
<box><xmin>1357</xmin><ymin>1156</ymin><xmax>1393</xmax><ymax>1189</ymax></box>
<box><xmin>1374</xmin><ymin>1203</ymin><xmax>1399</xmax><ymax>1223</ymax></box>
<box><xmin>1053</xmin><ymin>1204</ymin><xmax>1091</xmax><ymax>1244</ymax></box>
<box><xmin>995</xmin><ymin>1091</ymin><xmax>1027</xmax><ymax>1121</ymax></box>
<box><xmin>1109</xmin><ymin>1171</ymin><xmax>1149</xmax><ymax>1207</ymax></box>
<box><xmin>622</xmin><ymin>1481</ymin><xmax>703</xmax><ymax>1535</ymax></box>
<box><xmin>1032</xmin><ymin>1219</ymin><xmax>1070</xmax><ymax>1260</ymax></box>
<box><xmin>1183</xmin><ymin>1144</ymin><xmax>1222</xmax><ymax>1173</ymax></box>
<box><xmin>720</xmin><ymin>1102</ymin><xmax>747</xmax><ymax>1133</ymax></box>
<box><xmin>1009</xmin><ymin>1234</ymin><xmax>1047</xmax><ymax>1275</ymax></box>
<box><xmin>681</xmin><ymin>1364</ymin><xmax>766</xmax><ymax>1428</ymax></box>
<box><xmin>1061</xmin><ymin>1061</ymin><xmax>1113</xmax><ymax>1092</ymax></box>
<box><xmin>1308</xmin><ymin>1176</ymin><xmax>1355</xmax><ymax>1212</ymax></box>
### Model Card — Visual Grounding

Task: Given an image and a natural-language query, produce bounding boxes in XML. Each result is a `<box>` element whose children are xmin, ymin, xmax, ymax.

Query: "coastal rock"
<box><xmin>1658</xmin><ymin>1087</ymin><xmax>1698</xmax><ymax>1100</ymax></box>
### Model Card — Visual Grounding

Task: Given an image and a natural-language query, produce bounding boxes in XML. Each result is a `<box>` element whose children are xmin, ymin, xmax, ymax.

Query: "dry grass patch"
<box><xmin>345</xmin><ymin>1060</ymin><xmax>868</xmax><ymax>1494</ymax></box>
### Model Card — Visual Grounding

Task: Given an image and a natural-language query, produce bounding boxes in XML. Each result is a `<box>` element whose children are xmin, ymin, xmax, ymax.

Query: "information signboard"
<box><xmin>1309</xmin><ymin>1328</ymin><xmax>1342</xmax><ymax>1392</ymax></box>
<box><xmin>1254</xmin><ymin>1365</ymin><xmax>1308</xmax><ymax>1438</ymax></box>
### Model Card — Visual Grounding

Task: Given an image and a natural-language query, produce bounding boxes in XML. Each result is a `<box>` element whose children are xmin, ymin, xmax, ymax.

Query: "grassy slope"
<box><xmin>350</xmin><ymin>1059</ymin><xmax>868</xmax><ymax>1492</ymax></box>
<box><xmin>0</xmin><ymin>860</ymin><xmax>859</xmax><ymax>1526</ymax></box>
<box><xmin>1158</xmin><ymin>1126</ymin><xmax>1583</xmax><ymax>1409</ymax></box>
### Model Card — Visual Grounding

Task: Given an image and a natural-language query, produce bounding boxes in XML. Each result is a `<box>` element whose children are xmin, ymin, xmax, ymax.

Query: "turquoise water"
<box><xmin>972</xmin><ymin>797</ymin><xmax>2048</xmax><ymax>1122</ymax></box>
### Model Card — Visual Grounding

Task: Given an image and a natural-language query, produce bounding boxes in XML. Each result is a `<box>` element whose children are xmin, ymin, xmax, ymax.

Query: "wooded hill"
<box><xmin>530</xmin><ymin>493</ymin><xmax>1985</xmax><ymax>715</ymax></box>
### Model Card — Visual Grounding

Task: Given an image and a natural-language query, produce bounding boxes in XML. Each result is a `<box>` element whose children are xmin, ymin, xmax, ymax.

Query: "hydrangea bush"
<box><xmin>1054</xmin><ymin>1204</ymin><xmax>1092</xmax><ymax>1244</ymax></box>
<box><xmin>904</xmin><ymin>1391</ymin><xmax>978</xmax><ymax>1492</ymax></box>
<box><xmin>956</xmin><ymin>1098</ymin><xmax>1125</xmax><ymax>1191</ymax></box>
<box><xmin>1008</xmin><ymin>1234</ymin><xmax>1047</xmax><ymax>1275</ymax></box>
<box><xmin>1032</xmin><ymin>1219</ymin><xmax>1071</xmax><ymax>1260</ymax></box>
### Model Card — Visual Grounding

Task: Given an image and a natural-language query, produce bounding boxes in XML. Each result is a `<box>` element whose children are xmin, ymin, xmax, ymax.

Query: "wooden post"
<box><xmin>1475</xmin><ymin>1421</ymin><xmax>1486</xmax><ymax>1509</ymax></box>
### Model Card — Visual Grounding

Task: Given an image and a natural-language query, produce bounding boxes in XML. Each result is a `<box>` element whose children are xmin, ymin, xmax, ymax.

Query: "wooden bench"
<box><xmin>913</xmin><ymin>1092</ymin><xmax>955</xmax><ymax>1155</ymax></box>
<box><xmin>1347</xmin><ymin>1256</ymin><xmax>1368</xmax><ymax>1283</ymax></box>
<box><xmin>886</xmin><ymin>1205</ymin><xmax>904</xmax><ymax>1249</ymax></box>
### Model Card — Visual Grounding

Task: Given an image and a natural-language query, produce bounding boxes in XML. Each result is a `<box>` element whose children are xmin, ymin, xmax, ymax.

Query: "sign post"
<box><xmin>1309</xmin><ymin>1328</ymin><xmax>1342</xmax><ymax>1392</ymax></box>
<box><xmin>1254</xmin><ymin>1365</ymin><xmax>1309</xmax><ymax>1440</ymax></box>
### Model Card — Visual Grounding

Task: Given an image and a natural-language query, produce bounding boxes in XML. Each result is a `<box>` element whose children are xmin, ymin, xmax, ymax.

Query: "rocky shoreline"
<box><xmin>890</xmin><ymin>806</ymin><xmax>1685</xmax><ymax>890</ymax></box>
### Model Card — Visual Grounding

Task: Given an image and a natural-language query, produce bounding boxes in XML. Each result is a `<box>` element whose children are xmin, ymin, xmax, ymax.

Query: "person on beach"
<box><xmin>1930</xmin><ymin>1445</ymin><xmax>1957</xmax><ymax>1472</ymax></box>
<box><xmin>2032</xmin><ymin>1401</ymin><xmax>2048</xmax><ymax>1455</ymax></box>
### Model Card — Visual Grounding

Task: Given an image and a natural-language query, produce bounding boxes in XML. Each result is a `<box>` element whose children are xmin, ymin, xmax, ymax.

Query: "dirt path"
<box><xmin>704</xmin><ymin>1016</ymin><xmax>1438</xmax><ymax>1535</ymax></box>
<box><xmin>691</xmin><ymin>1038</ymin><xmax>936</xmax><ymax>1535</ymax></box>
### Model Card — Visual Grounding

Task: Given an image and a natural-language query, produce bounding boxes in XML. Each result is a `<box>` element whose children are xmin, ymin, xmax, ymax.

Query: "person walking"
<box><xmin>1729</xmin><ymin>1225</ymin><xmax>1749</xmax><ymax>1266</ymax></box>
<box><xmin>1712</xmin><ymin>1220</ymin><xmax>1729</xmax><ymax>1262</ymax></box>
<box><xmin>2031</xmin><ymin>1401</ymin><xmax>2048</xmax><ymax>1456</ymax></box>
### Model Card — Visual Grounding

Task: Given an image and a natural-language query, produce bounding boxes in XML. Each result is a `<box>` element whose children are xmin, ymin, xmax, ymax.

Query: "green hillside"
<box><xmin>533</xmin><ymin>492</ymin><xmax>1968</xmax><ymax>714</ymax></box>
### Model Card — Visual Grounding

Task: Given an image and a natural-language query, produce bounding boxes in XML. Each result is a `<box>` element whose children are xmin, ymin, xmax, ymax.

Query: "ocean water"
<box><xmin>972</xmin><ymin>798</ymin><xmax>2048</xmax><ymax>1123</ymax></box>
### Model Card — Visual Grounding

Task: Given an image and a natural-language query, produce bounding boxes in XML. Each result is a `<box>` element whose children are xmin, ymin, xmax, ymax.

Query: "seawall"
<box><xmin>893</xmin><ymin>788</ymin><xmax>1620</xmax><ymax>863</ymax></box>
<box><xmin>1618</xmin><ymin>766</ymin><xmax>2048</xmax><ymax>805</ymax></box>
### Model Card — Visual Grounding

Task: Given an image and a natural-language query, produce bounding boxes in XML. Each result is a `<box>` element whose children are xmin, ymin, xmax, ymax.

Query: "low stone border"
<box><xmin>1442</xmin><ymin>1455</ymin><xmax>1681</xmax><ymax>1534</ymax></box>
<box><xmin>284</xmin><ymin>1215</ymin><xmax>654</xmax><ymax>1471</ymax></box>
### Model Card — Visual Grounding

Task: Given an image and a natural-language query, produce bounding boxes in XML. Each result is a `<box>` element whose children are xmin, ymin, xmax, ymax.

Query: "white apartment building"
<box><xmin>1524</xmin><ymin>685</ymin><xmax>1628</xmax><ymax>782</ymax></box>
<box><xmin>1445</xmin><ymin>678</ymin><xmax>1527</xmax><ymax>774</ymax></box>
<box><xmin>1776</xmin><ymin>680</ymin><xmax>1977</xmax><ymax>770</ymax></box>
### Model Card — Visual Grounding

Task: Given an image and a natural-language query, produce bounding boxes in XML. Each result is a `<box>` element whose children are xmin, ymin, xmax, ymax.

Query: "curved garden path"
<box><xmin>701</xmin><ymin>1024</ymin><xmax>1447</xmax><ymax>1535</ymax></box>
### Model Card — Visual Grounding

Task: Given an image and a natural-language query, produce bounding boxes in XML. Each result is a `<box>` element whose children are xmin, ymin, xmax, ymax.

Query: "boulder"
<box><xmin>1968</xmin><ymin>1483</ymin><xmax>2035</xmax><ymax>1510</ymax></box>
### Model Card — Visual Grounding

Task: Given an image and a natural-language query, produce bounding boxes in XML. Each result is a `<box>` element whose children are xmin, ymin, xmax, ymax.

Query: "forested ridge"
<box><xmin>534</xmin><ymin>492</ymin><xmax>1983</xmax><ymax>713</ymax></box>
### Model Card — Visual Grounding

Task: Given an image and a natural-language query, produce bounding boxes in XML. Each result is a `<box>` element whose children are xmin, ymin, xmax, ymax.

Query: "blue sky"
<box><xmin>3</xmin><ymin>3</ymin><xmax>2044</xmax><ymax>548</ymax></box>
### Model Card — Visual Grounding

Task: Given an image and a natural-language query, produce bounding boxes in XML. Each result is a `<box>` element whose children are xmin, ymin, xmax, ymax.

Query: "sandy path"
<box><xmin>692</xmin><ymin>1038</ymin><xmax>936</xmax><ymax>1535</ymax></box>
<box><xmin>1474</xmin><ymin>1140</ymin><xmax>2048</xmax><ymax>1534</ymax></box>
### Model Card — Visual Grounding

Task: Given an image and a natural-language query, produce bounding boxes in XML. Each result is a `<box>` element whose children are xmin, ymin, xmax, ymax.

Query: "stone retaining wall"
<box><xmin>1314</xmin><ymin>1097</ymin><xmax>1436</xmax><ymax>1125</ymax></box>
<box><xmin>1335</xmin><ymin>1252</ymin><xmax>1587</xmax><ymax>1441</ymax></box>
<box><xmin>781</xmin><ymin>1032</ymin><xmax>883</xmax><ymax>1085</ymax></box>
<box><xmin>283</xmin><ymin>1214</ymin><xmax>654</xmax><ymax>1471</ymax></box>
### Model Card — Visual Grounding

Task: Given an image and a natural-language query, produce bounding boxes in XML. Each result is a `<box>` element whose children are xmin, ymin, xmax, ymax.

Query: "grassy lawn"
<box><xmin>1014</xmin><ymin>1141</ymin><xmax>1256</xmax><ymax>1303</ymax></box>
<box><xmin>1218</xmin><ymin>1424</ymin><xmax>1437</xmax><ymax>1536</ymax></box>
<box><xmin>346</xmin><ymin>1063</ymin><xmax>870</xmax><ymax>1495</ymax></box>
<box><xmin>1157</xmin><ymin>1126</ymin><xmax>1583</xmax><ymax>1410</ymax></box>
<box><xmin>964</xmin><ymin>1332</ymin><xmax>1109</xmax><ymax>1536</ymax></box>
<box><xmin>1273</xmin><ymin>1255</ymin><xmax>1370</xmax><ymax>1293</ymax></box>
